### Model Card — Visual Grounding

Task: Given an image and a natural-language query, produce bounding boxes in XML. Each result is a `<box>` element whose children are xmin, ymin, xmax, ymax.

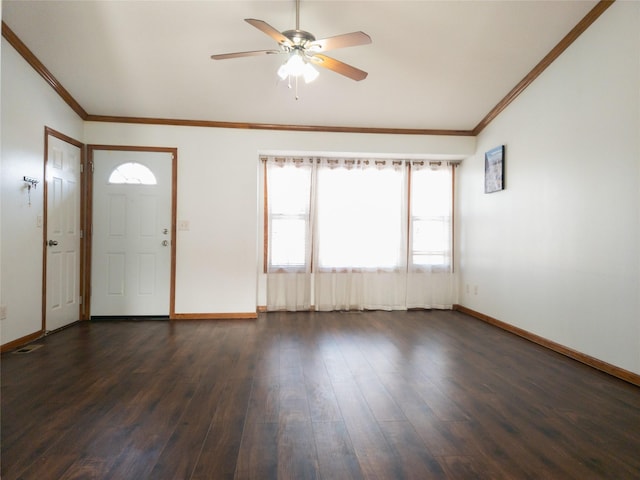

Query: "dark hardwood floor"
<box><xmin>2</xmin><ymin>310</ymin><xmax>640</xmax><ymax>479</ymax></box>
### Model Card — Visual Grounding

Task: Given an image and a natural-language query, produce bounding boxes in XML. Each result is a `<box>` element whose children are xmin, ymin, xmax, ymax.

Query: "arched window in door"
<box><xmin>108</xmin><ymin>162</ymin><xmax>157</xmax><ymax>185</ymax></box>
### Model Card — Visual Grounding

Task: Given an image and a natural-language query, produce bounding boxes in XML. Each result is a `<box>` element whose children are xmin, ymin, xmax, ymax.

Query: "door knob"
<box><xmin>48</xmin><ymin>240</ymin><xmax>58</xmax><ymax>247</ymax></box>
<box><xmin>161</xmin><ymin>240</ymin><xmax>169</xmax><ymax>247</ymax></box>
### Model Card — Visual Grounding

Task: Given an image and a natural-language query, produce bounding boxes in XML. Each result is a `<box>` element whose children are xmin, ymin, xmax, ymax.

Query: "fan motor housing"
<box><xmin>283</xmin><ymin>29</ymin><xmax>316</xmax><ymax>47</ymax></box>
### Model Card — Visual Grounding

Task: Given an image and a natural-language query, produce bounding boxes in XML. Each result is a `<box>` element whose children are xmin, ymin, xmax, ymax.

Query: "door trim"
<box><xmin>86</xmin><ymin>145</ymin><xmax>178</xmax><ymax>319</ymax></box>
<box><xmin>43</xmin><ymin>127</ymin><xmax>87</xmax><ymax>330</ymax></box>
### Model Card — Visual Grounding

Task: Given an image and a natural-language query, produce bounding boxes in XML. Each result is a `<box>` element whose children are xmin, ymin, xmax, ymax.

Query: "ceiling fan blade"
<box><xmin>310</xmin><ymin>31</ymin><xmax>372</xmax><ymax>52</ymax></box>
<box><xmin>211</xmin><ymin>49</ymin><xmax>282</xmax><ymax>60</ymax></box>
<box><xmin>245</xmin><ymin>19</ymin><xmax>292</xmax><ymax>47</ymax></box>
<box><xmin>309</xmin><ymin>54</ymin><xmax>368</xmax><ymax>81</ymax></box>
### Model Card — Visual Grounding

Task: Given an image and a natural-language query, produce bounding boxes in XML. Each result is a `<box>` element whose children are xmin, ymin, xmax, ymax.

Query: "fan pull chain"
<box><xmin>285</xmin><ymin>73</ymin><xmax>301</xmax><ymax>100</ymax></box>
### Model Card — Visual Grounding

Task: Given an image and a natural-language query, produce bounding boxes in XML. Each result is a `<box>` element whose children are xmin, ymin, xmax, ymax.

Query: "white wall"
<box><xmin>84</xmin><ymin>122</ymin><xmax>475</xmax><ymax>315</ymax></box>
<box><xmin>457</xmin><ymin>2</ymin><xmax>640</xmax><ymax>374</ymax></box>
<box><xmin>1</xmin><ymin>38</ymin><xmax>84</xmax><ymax>345</ymax></box>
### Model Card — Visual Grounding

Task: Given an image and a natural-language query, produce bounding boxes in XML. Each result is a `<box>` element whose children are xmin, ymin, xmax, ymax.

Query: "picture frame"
<box><xmin>484</xmin><ymin>145</ymin><xmax>505</xmax><ymax>193</ymax></box>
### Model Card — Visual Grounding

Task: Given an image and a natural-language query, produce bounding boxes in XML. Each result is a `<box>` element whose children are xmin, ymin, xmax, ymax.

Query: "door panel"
<box><xmin>137</xmin><ymin>253</ymin><xmax>157</xmax><ymax>295</ymax></box>
<box><xmin>107</xmin><ymin>253</ymin><xmax>126</xmax><ymax>295</ymax></box>
<box><xmin>91</xmin><ymin>150</ymin><xmax>172</xmax><ymax>317</ymax></box>
<box><xmin>45</xmin><ymin>135</ymin><xmax>82</xmax><ymax>331</ymax></box>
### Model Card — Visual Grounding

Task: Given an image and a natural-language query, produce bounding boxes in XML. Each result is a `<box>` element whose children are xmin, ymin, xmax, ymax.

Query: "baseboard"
<box><xmin>453</xmin><ymin>304</ymin><xmax>640</xmax><ymax>387</ymax></box>
<box><xmin>172</xmin><ymin>312</ymin><xmax>258</xmax><ymax>320</ymax></box>
<box><xmin>257</xmin><ymin>305</ymin><xmax>267</xmax><ymax>313</ymax></box>
<box><xmin>1</xmin><ymin>330</ymin><xmax>44</xmax><ymax>353</ymax></box>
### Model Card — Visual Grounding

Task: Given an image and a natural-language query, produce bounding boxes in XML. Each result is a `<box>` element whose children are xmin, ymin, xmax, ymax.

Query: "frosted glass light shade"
<box><xmin>278</xmin><ymin>52</ymin><xmax>319</xmax><ymax>83</ymax></box>
<box><xmin>302</xmin><ymin>63</ymin><xmax>319</xmax><ymax>83</ymax></box>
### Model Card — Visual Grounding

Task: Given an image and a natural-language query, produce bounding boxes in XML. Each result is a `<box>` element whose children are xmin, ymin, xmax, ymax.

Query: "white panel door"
<box><xmin>91</xmin><ymin>150</ymin><xmax>172</xmax><ymax>316</ymax></box>
<box><xmin>45</xmin><ymin>135</ymin><xmax>82</xmax><ymax>331</ymax></box>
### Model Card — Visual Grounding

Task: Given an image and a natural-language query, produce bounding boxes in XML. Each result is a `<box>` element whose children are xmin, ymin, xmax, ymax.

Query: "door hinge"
<box><xmin>80</xmin><ymin>230</ymin><xmax>84</xmax><ymax>239</ymax></box>
<box><xmin>80</xmin><ymin>163</ymin><xmax>84</xmax><ymax>173</ymax></box>
<box><xmin>79</xmin><ymin>296</ymin><xmax>83</xmax><ymax>305</ymax></box>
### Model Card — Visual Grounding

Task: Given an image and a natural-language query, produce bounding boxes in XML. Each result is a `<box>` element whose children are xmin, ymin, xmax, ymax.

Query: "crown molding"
<box><xmin>2</xmin><ymin>21</ymin><xmax>88</xmax><ymax>120</ymax></box>
<box><xmin>472</xmin><ymin>0</ymin><xmax>614</xmax><ymax>136</ymax></box>
<box><xmin>84</xmin><ymin>114</ymin><xmax>473</xmax><ymax>137</ymax></box>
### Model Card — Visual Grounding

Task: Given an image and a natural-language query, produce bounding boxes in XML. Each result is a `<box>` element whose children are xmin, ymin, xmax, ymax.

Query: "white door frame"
<box><xmin>86</xmin><ymin>145</ymin><xmax>177</xmax><ymax>319</ymax></box>
<box><xmin>42</xmin><ymin>127</ymin><xmax>87</xmax><ymax>330</ymax></box>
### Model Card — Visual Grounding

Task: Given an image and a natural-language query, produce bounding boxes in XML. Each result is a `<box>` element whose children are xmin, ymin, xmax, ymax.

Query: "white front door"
<box><xmin>45</xmin><ymin>134</ymin><xmax>82</xmax><ymax>331</ymax></box>
<box><xmin>91</xmin><ymin>150</ymin><xmax>173</xmax><ymax>317</ymax></box>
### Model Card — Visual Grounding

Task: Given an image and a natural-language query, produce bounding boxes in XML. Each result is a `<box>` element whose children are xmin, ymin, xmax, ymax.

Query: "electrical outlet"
<box><xmin>473</xmin><ymin>285</ymin><xmax>479</xmax><ymax>295</ymax></box>
<box><xmin>36</xmin><ymin>215</ymin><xmax>43</xmax><ymax>228</ymax></box>
<box><xmin>0</xmin><ymin>305</ymin><xmax>7</xmax><ymax>320</ymax></box>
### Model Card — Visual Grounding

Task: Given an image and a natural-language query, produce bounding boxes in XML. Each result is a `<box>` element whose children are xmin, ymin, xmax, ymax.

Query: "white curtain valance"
<box><xmin>262</xmin><ymin>156</ymin><xmax>461</xmax><ymax>167</ymax></box>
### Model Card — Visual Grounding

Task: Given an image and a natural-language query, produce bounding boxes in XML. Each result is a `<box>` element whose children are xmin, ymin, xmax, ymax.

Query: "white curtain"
<box><xmin>266</xmin><ymin>272</ymin><xmax>311</xmax><ymax>311</ymax></box>
<box><xmin>313</xmin><ymin>158</ymin><xmax>408</xmax><ymax>310</ymax></box>
<box><xmin>264</xmin><ymin>156</ymin><xmax>458</xmax><ymax>311</ymax></box>
<box><xmin>406</xmin><ymin>161</ymin><xmax>457</xmax><ymax>309</ymax></box>
<box><xmin>265</xmin><ymin>157</ymin><xmax>313</xmax><ymax>311</ymax></box>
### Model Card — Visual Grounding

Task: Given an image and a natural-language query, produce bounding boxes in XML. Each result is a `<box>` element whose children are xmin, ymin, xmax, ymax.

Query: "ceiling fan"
<box><xmin>210</xmin><ymin>0</ymin><xmax>372</xmax><ymax>84</ymax></box>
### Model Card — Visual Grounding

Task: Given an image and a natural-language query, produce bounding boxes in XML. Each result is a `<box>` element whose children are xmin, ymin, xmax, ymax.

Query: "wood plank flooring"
<box><xmin>2</xmin><ymin>310</ymin><xmax>640</xmax><ymax>479</ymax></box>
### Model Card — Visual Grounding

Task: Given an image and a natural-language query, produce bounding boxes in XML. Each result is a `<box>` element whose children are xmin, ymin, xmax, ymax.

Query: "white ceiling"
<box><xmin>2</xmin><ymin>0</ymin><xmax>599</xmax><ymax>132</ymax></box>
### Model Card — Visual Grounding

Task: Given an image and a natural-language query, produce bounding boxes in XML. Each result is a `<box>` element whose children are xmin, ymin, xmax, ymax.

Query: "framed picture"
<box><xmin>484</xmin><ymin>145</ymin><xmax>505</xmax><ymax>193</ymax></box>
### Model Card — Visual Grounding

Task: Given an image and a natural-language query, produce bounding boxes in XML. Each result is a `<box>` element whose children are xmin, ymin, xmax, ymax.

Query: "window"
<box><xmin>410</xmin><ymin>164</ymin><xmax>452</xmax><ymax>271</ymax></box>
<box><xmin>108</xmin><ymin>162</ymin><xmax>157</xmax><ymax>185</ymax></box>
<box><xmin>266</xmin><ymin>159</ymin><xmax>312</xmax><ymax>272</ymax></box>
<box><xmin>265</xmin><ymin>157</ymin><xmax>455</xmax><ymax>273</ymax></box>
<box><xmin>315</xmin><ymin>160</ymin><xmax>406</xmax><ymax>271</ymax></box>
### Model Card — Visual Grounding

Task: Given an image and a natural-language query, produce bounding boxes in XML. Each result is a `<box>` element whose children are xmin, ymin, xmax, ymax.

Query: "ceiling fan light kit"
<box><xmin>277</xmin><ymin>53</ymin><xmax>319</xmax><ymax>84</ymax></box>
<box><xmin>211</xmin><ymin>0</ymin><xmax>371</xmax><ymax>98</ymax></box>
